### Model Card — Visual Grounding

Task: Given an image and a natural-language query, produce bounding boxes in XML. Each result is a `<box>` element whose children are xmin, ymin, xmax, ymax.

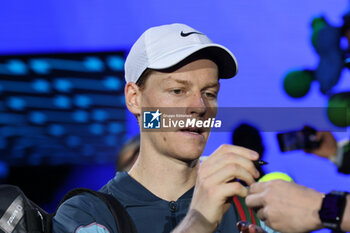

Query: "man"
<box><xmin>53</xmin><ymin>23</ymin><xmax>262</xmax><ymax>233</ymax></box>
<box><xmin>243</xmin><ymin>130</ymin><xmax>350</xmax><ymax>233</ymax></box>
<box><xmin>246</xmin><ymin>180</ymin><xmax>350</xmax><ymax>233</ymax></box>
<box><xmin>304</xmin><ymin>130</ymin><xmax>350</xmax><ymax>174</ymax></box>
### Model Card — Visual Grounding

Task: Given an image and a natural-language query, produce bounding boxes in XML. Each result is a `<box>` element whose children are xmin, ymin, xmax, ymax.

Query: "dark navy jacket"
<box><xmin>53</xmin><ymin>171</ymin><xmax>242</xmax><ymax>233</ymax></box>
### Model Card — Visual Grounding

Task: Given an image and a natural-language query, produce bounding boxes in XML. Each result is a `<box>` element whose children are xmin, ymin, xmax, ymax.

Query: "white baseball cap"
<box><xmin>125</xmin><ymin>23</ymin><xmax>238</xmax><ymax>83</ymax></box>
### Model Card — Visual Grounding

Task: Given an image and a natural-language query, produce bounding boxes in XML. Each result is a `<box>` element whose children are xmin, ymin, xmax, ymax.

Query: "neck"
<box><xmin>128</xmin><ymin>143</ymin><xmax>199</xmax><ymax>202</ymax></box>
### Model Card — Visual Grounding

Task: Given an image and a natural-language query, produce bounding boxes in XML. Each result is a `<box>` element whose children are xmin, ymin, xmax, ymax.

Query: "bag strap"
<box><xmin>56</xmin><ymin>188</ymin><xmax>137</xmax><ymax>233</ymax></box>
<box><xmin>232</xmin><ymin>196</ymin><xmax>261</xmax><ymax>227</ymax></box>
<box><xmin>0</xmin><ymin>185</ymin><xmax>49</xmax><ymax>233</ymax></box>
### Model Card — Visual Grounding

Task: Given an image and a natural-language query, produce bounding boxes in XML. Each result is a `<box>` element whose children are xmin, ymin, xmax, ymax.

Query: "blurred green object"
<box><xmin>327</xmin><ymin>92</ymin><xmax>350</xmax><ymax>127</ymax></box>
<box><xmin>311</xmin><ymin>16</ymin><xmax>328</xmax><ymax>49</ymax></box>
<box><xmin>283</xmin><ymin>70</ymin><xmax>313</xmax><ymax>98</ymax></box>
<box><xmin>258</xmin><ymin>172</ymin><xmax>294</xmax><ymax>183</ymax></box>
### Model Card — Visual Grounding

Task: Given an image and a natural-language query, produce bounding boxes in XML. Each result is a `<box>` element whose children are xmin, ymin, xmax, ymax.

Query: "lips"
<box><xmin>179</xmin><ymin>127</ymin><xmax>204</xmax><ymax>135</ymax></box>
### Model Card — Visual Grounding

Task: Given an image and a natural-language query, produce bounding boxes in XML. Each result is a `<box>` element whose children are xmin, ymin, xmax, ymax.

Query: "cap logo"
<box><xmin>180</xmin><ymin>31</ymin><xmax>204</xmax><ymax>37</ymax></box>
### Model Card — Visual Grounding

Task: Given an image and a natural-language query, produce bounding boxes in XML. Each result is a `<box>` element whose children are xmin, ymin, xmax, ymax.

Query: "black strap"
<box><xmin>56</xmin><ymin>188</ymin><xmax>137</xmax><ymax>233</ymax></box>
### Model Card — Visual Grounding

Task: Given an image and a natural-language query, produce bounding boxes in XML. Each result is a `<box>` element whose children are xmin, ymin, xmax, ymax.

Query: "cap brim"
<box><xmin>148</xmin><ymin>44</ymin><xmax>238</xmax><ymax>79</ymax></box>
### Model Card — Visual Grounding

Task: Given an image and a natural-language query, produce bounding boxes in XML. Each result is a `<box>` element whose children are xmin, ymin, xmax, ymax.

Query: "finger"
<box><xmin>210</xmin><ymin>163</ymin><xmax>256</xmax><ymax>186</ymax></box>
<box><xmin>210</xmin><ymin>144</ymin><xmax>259</xmax><ymax>161</ymax></box>
<box><xmin>256</xmin><ymin>208</ymin><xmax>267</xmax><ymax>222</ymax></box>
<box><xmin>248</xmin><ymin>182</ymin><xmax>267</xmax><ymax>194</ymax></box>
<box><xmin>224</xmin><ymin>153</ymin><xmax>260</xmax><ymax>179</ymax></box>
<box><xmin>245</xmin><ymin>192</ymin><xmax>265</xmax><ymax>208</ymax></box>
<box><xmin>202</xmin><ymin>152</ymin><xmax>260</xmax><ymax>180</ymax></box>
<box><xmin>219</xmin><ymin>181</ymin><xmax>249</xmax><ymax>198</ymax></box>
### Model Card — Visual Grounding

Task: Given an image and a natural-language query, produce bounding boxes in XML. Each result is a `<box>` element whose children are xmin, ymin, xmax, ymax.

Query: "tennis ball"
<box><xmin>258</xmin><ymin>172</ymin><xmax>294</xmax><ymax>183</ymax></box>
<box><xmin>283</xmin><ymin>70</ymin><xmax>313</xmax><ymax>98</ymax></box>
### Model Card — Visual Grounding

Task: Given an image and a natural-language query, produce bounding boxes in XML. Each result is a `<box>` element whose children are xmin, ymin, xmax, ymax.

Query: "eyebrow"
<box><xmin>162</xmin><ymin>77</ymin><xmax>192</xmax><ymax>86</ymax></box>
<box><xmin>162</xmin><ymin>76</ymin><xmax>220</xmax><ymax>90</ymax></box>
<box><xmin>203</xmin><ymin>82</ymin><xmax>220</xmax><ymax>90</ymax></box>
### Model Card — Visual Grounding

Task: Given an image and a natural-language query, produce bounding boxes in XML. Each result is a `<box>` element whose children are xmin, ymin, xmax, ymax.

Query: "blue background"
<box><xmin>1</xmin><ymin>1</ymin><xmax>350</xmax><ymax>232</ymax></box>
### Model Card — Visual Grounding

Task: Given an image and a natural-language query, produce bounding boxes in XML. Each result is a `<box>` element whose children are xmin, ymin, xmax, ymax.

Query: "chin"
<box><xmin>158</xmin><ymin>131</ymin><xmax>208</xmax><ymax>161</ymax></box>
<box><xmin>174</xmin><ymin>144</ymin><xmax>205</xmax><ymax>161</ymax></box>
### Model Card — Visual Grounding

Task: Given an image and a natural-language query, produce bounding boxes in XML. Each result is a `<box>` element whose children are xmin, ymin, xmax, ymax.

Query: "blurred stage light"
<box><xmin>0</xmin><ymin>51</ymin><xmax>126</xmax><ymax>166</ymax></box>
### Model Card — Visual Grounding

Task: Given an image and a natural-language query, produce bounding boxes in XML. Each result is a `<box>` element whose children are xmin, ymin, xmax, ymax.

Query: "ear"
<box><xmin>125</xmin><ymin>82</ymin><xmax>142</xmax><ymax>117</ymax></box>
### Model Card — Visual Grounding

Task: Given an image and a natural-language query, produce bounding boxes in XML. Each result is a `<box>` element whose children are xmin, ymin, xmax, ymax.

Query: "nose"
<box><xmin>186</xmin><ymin>91</ymin><xmax>207</xmax><ymax>117</ymax></box>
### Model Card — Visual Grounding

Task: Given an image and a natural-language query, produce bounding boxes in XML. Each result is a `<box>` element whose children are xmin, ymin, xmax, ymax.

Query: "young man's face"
<box><xmin>139</xmin><ymin>59</ymin><xmax>219</xmax><ymax>162</ymax></box>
